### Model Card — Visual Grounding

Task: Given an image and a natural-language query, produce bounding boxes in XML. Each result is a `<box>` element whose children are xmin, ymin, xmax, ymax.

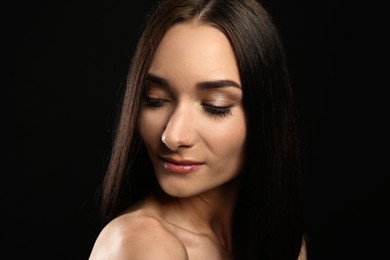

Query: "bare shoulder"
<box><xmin>89</xmin><ymin>213</ymin><xmax>188</xmax><ymax>260</ymax></box>
<box><xmin>298</xmin><ymin>237</ymin><xmax>307</xmax><ymax>260</ymax></box>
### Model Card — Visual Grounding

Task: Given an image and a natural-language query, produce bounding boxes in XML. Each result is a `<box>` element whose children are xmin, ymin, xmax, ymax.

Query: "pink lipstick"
<box><xmin>160</xmin><ymin>157</ymin><xmax>205</xmax><ymax>174</ymax></box>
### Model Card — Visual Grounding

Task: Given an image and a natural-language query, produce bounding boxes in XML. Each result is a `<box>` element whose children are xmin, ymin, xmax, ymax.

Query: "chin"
<box><xmin>159</xmin><ymin>185</ymin><xmax>195</xmax><ymax>198</ymax></box>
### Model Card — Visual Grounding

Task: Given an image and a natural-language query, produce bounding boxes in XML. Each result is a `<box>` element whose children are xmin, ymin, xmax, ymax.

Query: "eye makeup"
<box><xmin>143</xmin><ymin>72</ymin><xmax>242</xmax><ymax>119</ymax></box>
<box><xmin>201</xmin><ymin>103</ymin><xmax>232</xmax><ymax>118</ymax></box>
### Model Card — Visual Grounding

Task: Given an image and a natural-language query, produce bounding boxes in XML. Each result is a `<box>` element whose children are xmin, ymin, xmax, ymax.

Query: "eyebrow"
<box><xmin>146</xmin><ymin>73</ymin><xmax>241</xmax><ymax>89</ymax></box>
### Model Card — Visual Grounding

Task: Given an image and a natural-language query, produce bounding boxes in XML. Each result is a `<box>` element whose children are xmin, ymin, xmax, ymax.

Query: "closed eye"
<box><xmin>202</xmin><ymin>104</ymin><xmax>232</xmax><ymax>118</ymax></box>
<box><xmin>143</xmin><ymin>97</ymin><xmax>169</xmax><ymax>108</ymax></box>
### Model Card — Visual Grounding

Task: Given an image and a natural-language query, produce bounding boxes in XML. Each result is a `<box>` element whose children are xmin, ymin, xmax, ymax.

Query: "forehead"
<box><xmin>148</xmin><ymin>22</ymin><xmax>241</xmax><ymax>86</ymax></box>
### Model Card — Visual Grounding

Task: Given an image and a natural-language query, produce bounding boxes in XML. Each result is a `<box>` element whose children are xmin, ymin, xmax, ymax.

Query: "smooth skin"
<box><xmin>89</xmin><ymin>22</ymin><xmax>307</xmax><ymax>260</ymax></box>
<box><xmin>140</xmin><ymin>22</ymin><xmax>246</xmax><ymax>200</ymax></box>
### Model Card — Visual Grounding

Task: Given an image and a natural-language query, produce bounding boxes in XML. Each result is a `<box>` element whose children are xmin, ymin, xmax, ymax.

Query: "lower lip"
<box><xmin>160</xmin><ymin>159</ymin><xmax>204</xmax><ymax>174</ymax></box>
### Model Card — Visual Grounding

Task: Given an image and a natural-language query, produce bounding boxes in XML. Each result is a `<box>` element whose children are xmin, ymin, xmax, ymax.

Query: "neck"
<box><xmin>154</xmin><ymin>178</ymin><xmax>239</xmax><ymax>251</ymax></box>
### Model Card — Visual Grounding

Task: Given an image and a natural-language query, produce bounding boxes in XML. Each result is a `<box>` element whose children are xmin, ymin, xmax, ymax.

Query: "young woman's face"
<box><xmin>139</xmin><ymin>22</ymin><xmax>246</xmax><ymax>198</ymax></box>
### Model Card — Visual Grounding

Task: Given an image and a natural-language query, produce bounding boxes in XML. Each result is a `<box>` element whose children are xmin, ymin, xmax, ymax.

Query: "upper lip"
<box><xmin>159</xmin><ymin>156</ymin><xmax>205</xmax><ymax>165</ymax></box>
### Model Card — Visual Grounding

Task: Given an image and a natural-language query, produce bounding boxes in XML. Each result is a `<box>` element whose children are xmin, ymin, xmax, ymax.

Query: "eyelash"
<box><xmin>202</xmin><ymin>103</ymin><xmax>232</xmax><ymax>117</ymax></box>
<box><xmin>143</xmin><ymin>97</ymin><xmax>232</xmax><ymax>118</ymax></box>
<box><xmin>143</xmin><ymin>97</ymin><xmax>166</xmax><ymax>107</ymax></box>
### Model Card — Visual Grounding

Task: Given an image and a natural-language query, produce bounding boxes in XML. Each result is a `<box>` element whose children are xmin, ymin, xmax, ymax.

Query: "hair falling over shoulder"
<box><xmin>100</xmin><ymin>0</ymin><xmax>304</xmax><ymax>259</ymax></box>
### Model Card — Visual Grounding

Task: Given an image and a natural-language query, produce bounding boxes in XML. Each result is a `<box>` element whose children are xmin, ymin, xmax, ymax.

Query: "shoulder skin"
<box><xmin>89</xmin><ymin>215</ymin><xmax>189</xmax><ymax>260</ymax></box>
<box><xmin>298</xmin><ymin>238</ymin><xmax>307</xmax><ymax>260</ymax></box>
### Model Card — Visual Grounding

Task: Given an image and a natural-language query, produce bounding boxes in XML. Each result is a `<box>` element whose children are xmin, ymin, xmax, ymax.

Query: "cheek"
<box><xmin>203</xmin><ymin>112</ymin><xmax>246</xmax><ymax>161</ymax></box>
<box><xmin>219</xmin><ymin>127</ymin><xmax>246</xmax><ymax>158</ymax></box>
<box><xmin>138</xmin><ymin>111</ymin><xmax>165</xmax><ymax>147</ymax></box>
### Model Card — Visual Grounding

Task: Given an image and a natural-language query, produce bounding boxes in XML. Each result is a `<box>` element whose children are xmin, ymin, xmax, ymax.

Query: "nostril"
<box><xmin>160</xmin><ymin>107</ymin><xmax>197</xmax><ymax>150</ymax></box>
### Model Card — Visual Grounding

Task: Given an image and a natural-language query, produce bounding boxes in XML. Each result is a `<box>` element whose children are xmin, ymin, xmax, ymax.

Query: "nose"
<box><xmin>161</xmin><ymin>105</ymin><xmax>197</xmax><ymax>150</ymax></box>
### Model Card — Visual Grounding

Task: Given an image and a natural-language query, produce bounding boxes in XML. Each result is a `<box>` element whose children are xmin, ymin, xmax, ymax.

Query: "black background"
<box><xmin>2</xmin><ymin>0</ymin><xmax>388</xmax><ymax>259</ymax></box>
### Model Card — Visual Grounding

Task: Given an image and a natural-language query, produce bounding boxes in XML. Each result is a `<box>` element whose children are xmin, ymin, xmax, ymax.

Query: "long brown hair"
<box><xmin>101</xmin><ymin>0</ymin><xmax>303</xmax><ymax>258</ymax></box>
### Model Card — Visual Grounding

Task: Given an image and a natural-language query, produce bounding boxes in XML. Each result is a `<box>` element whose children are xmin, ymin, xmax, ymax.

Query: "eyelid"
<box><xmin>202</xmin><ymin>89</ymin><xmax>240</xmax><ymax>102</ymax></box>
<box><xmin>202</xmin><ymin>103</ymin><xmax>233</xmax><ymax>118</ymax></box>
<box><xmin>203</xmin><ymin>103</ymin><xmax>233</xmax><ymax>108</ymax></box>
<box><xmin>202</xmin><ymin>97</ymin><xmax>237</xmax><ymax>108</ymax></box>
<box><xmin>143</xmin><ymin>96</ymin><xmax>170</xmax><ymax>107</ymax></box>
<box><xmin>145</xmin><ymin>84</ymin><xmax>175</xmax><ymax>103</ymax></box>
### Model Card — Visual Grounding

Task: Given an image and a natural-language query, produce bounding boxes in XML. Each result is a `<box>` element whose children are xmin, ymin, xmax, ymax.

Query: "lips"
<box><xmin>159</xmin><ymin>157</ymin><xmax>205</xmax><ymax>174</ymax></box>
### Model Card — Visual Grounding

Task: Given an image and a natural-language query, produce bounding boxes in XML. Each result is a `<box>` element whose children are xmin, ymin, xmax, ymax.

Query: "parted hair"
<box><xmin>101</xmin><ymin>0</ymin><xmax>304</xmax><ymax>259</ymax></box>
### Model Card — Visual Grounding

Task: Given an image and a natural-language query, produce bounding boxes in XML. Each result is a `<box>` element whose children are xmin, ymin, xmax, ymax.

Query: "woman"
<box><xmin>90</xmin><ymin>0</ymin><xmax>306</xmax><ymax>259</ymax></box>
